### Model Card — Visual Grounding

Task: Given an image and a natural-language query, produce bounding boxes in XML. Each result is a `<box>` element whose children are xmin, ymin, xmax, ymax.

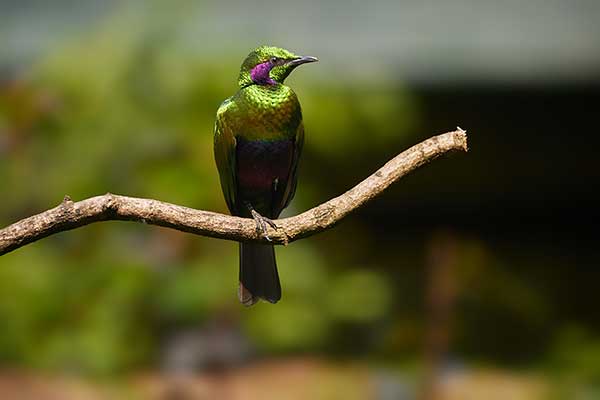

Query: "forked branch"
<box><xmin>0</xmin><ymin>129</ymin><xmax>468</xmax><ymax>256</ymax></box>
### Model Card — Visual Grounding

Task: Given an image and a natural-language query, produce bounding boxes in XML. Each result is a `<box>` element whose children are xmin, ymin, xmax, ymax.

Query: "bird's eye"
<box><xmin>270</xmin><ymin>57</ymin><xmax>277</xmax><ymax>63</ymax></box>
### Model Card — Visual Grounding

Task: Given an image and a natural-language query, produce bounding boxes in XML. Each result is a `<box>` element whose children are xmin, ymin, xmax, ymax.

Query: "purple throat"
<box><xmin>250</xmin><ymin>61</ymin><xmax>277</xmax><ymax>85</ymax></box>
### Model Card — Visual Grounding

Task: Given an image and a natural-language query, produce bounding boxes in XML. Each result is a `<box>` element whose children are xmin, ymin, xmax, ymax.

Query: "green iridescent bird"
<box><xmin>214</xmin><ymin>46</ymin><xmax>317</xmax><ymax>306</ymax></box>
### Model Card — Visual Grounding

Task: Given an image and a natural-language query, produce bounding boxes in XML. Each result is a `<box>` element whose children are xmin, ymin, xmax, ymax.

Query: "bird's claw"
<box><xmin>250</xmin><ymin>209</ymin><xmax>278</xmax><ymax>241</ymax></box>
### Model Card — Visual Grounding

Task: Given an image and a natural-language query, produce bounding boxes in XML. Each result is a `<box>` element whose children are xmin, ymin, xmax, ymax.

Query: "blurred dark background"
<box><xmin>1</xmin><ymin>1</ymin><xmax>599</xmax><ymax>399</ymax></box>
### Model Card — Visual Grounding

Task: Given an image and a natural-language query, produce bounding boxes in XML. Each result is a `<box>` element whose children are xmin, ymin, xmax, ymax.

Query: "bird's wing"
<box><xmin>214</xmin><ymin>99</ymin><xmax>239</xmax><ymax>215</ymax></box>
<box><xmin>277</xmin><ymin>120</ymin><xmax>305</xmax><ymax>215</ymax></box>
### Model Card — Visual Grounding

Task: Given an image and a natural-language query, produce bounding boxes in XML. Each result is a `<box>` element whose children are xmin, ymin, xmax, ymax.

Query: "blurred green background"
<box><xmin>1</xmin><ymin>1</ymin><xmax>599</xmax><ymax>399</ymax></box>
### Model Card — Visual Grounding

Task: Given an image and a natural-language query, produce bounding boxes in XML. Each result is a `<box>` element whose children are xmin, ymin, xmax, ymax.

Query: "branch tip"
<box><xmin>454</xmin><ymin>127</ymin><xmax>468</xmax><ymax>152</ymax></box>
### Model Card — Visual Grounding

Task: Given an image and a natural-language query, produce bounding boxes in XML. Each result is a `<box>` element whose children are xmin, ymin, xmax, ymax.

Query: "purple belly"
<box><xmin>236</xmin><ymin>138</ymin><xmax>293</xmax><ymax>196</ymax></box>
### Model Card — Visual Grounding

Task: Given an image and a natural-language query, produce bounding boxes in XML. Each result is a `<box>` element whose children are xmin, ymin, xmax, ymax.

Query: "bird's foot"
<box><xmin>249</xmin><ymin>209</ymin><xmax>278</xmax><ymax>241</ymax></box>
<box><xmin>245</xmin><ymin>203</ymin><xmax>278</xmax><ymax>241</ymax></box>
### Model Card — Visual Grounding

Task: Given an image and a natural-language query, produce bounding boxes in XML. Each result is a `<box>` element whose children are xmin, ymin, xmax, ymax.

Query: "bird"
<box><xmin>213</xmin><ymin>46</ymin><xmax>317</xmax><ymax>306</ymax></box>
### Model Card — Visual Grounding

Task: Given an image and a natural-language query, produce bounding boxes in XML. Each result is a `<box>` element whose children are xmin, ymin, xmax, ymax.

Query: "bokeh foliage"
<box><xmin>0</xmin><ymin>4</ymin><xmax>408</xmax><ymax>375</ymax></box>
<box><xmin>1</xmin><ymin>4</ymin><xmax>598</xmax><ymax>398</ymax></box>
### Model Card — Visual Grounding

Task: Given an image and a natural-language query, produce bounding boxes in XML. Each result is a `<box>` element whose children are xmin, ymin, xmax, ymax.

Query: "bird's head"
<box><xmin>238</xmin><ymin>46</ymin><xmax>318</xmax><ymax>87</ymax></box>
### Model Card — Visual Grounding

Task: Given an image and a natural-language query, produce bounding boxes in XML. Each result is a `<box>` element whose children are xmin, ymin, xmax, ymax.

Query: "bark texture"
<box><xmin>0</xmin><ymin>129</ymin><xmax>468</xmax><ymax>256</ymax></box>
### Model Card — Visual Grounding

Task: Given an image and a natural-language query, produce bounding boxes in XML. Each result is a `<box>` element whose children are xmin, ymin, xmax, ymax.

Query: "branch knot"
<box><xmin>103</xmin><ymin>193</ymin><xmax>119</xmax><ymax>215</ymax></box>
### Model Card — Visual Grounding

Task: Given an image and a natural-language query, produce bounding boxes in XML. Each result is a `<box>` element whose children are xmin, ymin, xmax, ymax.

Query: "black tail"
<box><xmin>238</xmin><ymin>243</ymin><xmax>281</xmax><ymax>306</ymax></box>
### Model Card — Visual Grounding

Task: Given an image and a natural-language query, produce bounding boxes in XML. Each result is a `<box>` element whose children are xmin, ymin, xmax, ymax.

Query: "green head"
<box><xmin>238</xmin><ymin>46</ymin><xmax>318</xmax><ymax>87</ymax></box>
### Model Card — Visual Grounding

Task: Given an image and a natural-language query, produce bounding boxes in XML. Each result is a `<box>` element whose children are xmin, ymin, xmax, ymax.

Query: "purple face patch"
<box><xmin>250</xmin><ymin>61</ymin><xmax>277</xmax><ymax>85</ymax></box>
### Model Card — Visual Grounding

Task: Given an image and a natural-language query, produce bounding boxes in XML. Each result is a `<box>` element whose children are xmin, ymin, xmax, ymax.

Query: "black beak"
<box><xmin>288</xmin><ymin>56</ymin><xmax>319</xmax><ymax>67</ymax></box>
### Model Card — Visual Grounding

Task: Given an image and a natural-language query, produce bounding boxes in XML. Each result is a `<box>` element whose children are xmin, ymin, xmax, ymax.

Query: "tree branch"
<box><xmin>0</xmin><ymin>129</ymin><xmax>468</xmax><ymax>256</ymax></box>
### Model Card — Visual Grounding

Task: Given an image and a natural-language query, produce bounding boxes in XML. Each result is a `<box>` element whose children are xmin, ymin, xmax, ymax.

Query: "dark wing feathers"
<box><xmin>277</xmin><ymin>121</ymin><xmax>304</xmax><ymax>214</ymax></box>
<box><xmin>214</xmin><ymin>99</ymin><xmax>239</xmax><ymax>215</ymax></box>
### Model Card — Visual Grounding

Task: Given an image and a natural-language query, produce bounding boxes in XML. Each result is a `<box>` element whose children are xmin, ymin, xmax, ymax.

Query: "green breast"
<box><xmin>229</xmin><ymin>84</ymin><xmax>302</xmax><ymax>141</ymax></box>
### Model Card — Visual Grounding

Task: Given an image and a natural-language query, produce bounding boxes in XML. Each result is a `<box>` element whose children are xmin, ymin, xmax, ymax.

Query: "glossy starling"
<box><xmin>214</xmin><ymin>46</ymin><xmax>317</xmax><ymax>306</ymax></box>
